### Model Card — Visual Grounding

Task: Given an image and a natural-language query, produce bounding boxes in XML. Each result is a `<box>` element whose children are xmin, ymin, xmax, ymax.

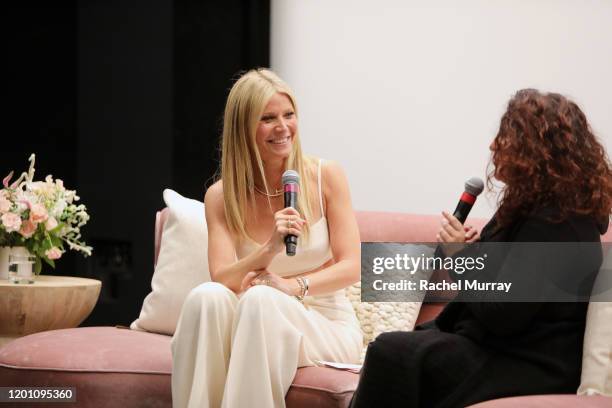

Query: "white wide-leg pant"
<box><xmin>171</xmin><ymin>282</ymin><xmax>362</xmax><ymax>408</ymax></box>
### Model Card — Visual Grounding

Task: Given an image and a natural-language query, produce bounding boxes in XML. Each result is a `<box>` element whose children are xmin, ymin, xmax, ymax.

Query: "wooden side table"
<box><xmin>0</xmin><ymin>275</ymin><xmax>101</xmax><ymax>347</ymax></box>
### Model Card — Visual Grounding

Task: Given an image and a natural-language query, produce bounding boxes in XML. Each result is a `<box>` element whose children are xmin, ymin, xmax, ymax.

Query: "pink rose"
<box><xmin>0</xmin><ymin>196</ymin><xmax>10</xmax><ymax>213</ymax></box>
<box><xmin>30</xmin><ymin>203</ymin><xmax>48</xmax><ymax>223</ymax></box>
<box><xmin>19</xmin><ymin>219</ymin><xmax>37</xmax><ymax>238</ymax></box>
<box><xmin>1</xmin><ymin>212</ymin><xmax>22</xmax><ymax>232</ymax></box>
<box><xmin>45</xmin><ymin>216</ymin><xmax>58</xmax><ymax>231</ymax></box>
<box><xmin>45</xmin><ymin>247</ymin><xmax>63</xmax><ymax>260</ymax></box>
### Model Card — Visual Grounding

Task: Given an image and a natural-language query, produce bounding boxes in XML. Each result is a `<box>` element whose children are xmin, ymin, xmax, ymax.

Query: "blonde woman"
<box><xmin>171</xmin><ymin>69</ymin><xmax>363</xmax><ymax>408</ymax></box>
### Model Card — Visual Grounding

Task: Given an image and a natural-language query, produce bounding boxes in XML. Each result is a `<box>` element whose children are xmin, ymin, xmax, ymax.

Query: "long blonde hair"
<box><xmin>220</xmin><ymin>68</ymin><xmax>315</xmax><ymax>241</ymax></box>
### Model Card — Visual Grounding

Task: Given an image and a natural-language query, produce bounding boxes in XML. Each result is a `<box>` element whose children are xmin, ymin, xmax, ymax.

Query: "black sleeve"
<box><xmin>462</xmin><ymin>218</ymin><xmax>570</xmax><ymax>337</ymax></box>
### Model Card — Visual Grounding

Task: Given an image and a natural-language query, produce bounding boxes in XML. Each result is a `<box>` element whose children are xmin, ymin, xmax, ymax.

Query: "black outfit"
<box><xmin>351</xmin><ymin>211</ymin><xmax>607</xmax><ymax>408</ymax></box>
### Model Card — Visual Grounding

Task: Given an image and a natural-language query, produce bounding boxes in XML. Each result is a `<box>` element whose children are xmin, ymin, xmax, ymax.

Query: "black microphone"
<box><xmin>452</xmin><ymin>177</ymin><xmax>484</xmax><ymax>224</ymax></box>
<box><xmin>282</xmin><ymin>170</ymin><xmax>300</xmax><ymax>256</ymax></box>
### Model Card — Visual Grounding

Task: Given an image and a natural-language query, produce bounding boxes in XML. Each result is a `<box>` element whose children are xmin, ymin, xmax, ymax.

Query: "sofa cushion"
<box><xmin>0</xmin><ymin>327</ymin><xmax>172</xmax><ymax>408</ymax></box>
<box><xmin>287</xmin><ymin>366</ymin><xmax>359</xmax><ymax>408</ymax></box>
<box><xmin>0</xmin><ymin>327</ymin><xmax>359</xmax><ymax>408</ymax></box>
<box><xmin>131</xmin><ymin>189</ymin><xmax>210</xmax><ymax>335</ymax></box>
<box><xmin>467</xmin><ymin>394</ymin><xmax>612</xmax><ymax>407</ymax></box>
<box><xmin>356</xmin><ymin>211</ymin><xmax>487</xmax><ymax>243</ymax></box>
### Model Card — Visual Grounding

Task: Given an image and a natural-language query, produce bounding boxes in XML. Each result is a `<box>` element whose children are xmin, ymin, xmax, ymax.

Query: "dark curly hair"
<box><xmin>488</xmin><ymin>89</ymin><xmax>612</xmax><ymax>228</ymax></box>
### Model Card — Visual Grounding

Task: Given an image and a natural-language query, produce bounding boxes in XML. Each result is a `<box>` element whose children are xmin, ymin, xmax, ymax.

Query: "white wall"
<box><xmin>271</xmin><ymin>0</ymin><xmax>612</xmax><ymax>218</ymax></box>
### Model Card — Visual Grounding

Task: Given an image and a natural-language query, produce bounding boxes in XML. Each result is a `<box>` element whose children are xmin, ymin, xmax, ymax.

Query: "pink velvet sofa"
<box><xmin>0</xmin><ymin>211</ymin><xmax>610</xmax><ymax>408</ymax></box>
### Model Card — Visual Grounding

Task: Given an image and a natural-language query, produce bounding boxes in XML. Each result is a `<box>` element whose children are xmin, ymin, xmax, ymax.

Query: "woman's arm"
<box><xmin>205</xmin><ymin>181</ymin><xmax>304</xmax><ymax>293</ymax></box>
<box><xmin>238</xmin><ymin>161</ymin><xmax>361</xmax><ymax>297</ymax></box>
<box><xmin>293</xmin><ymin>161</ymin><xmax>361</xmax><ymax>296</ymax></box>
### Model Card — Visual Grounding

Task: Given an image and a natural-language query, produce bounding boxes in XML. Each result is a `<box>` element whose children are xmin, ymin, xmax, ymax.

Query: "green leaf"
<box><xmin>27</xmin><ymin>242</ymin><xmax>37</xmax><ymax>254</ymax></box>
<box><xmin>42</xmin><ymin>234</ymin><xmax>53</xmax><ymax>251</ymax></box>
<box><xmin>42</xmin><ymin>256</ymin><xmax>55</xmax><ymax>269</ymax></box>
<box><xmin>50</xmin><ymin>235</ymin><xmax>62</xmax><ymax>247</ymax></box>
<box><xmin>49</xmin><ymin>222</ymin><xmax>63</xmax><ymax>233</ymax></box>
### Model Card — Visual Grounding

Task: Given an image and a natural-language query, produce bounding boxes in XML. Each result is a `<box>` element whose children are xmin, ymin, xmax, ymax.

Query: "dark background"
<box><xmin>4</xmin><ymin>0</ymin><xmax>270</xmax><ymax>326</ymax></box>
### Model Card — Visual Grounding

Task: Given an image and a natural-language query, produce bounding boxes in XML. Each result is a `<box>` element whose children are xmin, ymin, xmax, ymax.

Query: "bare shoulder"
<box><xmin>320</xmin><ymin>159</ymin><xmax>349</xmax><ymax>190</ymax></box>
<box><xmin>204</xmin><ymin>180</ymin><xmax>225</xmax><ymax>216</ymax></box>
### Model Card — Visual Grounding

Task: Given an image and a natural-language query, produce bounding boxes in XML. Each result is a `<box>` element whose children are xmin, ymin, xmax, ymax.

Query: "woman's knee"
<box><xmin>236</xmin><ymin>285</ymin><xmax>288</xmax><ymax>319</ymax></box>
<box><xmin>365</xmin><ymin>331</ymin><xmax>412</xmax><ymax>362</ymax></box>
<box><xmin>183</xmin><ymin>281</ymin><xmax>236</xmax><ymax>311</ymax></box>
<box><xmin>239</xmin><ymin>285</ymin><xmax>281</xmax><ymax>304</ymax></box>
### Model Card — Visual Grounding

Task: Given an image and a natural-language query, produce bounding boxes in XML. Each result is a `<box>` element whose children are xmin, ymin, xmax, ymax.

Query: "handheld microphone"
<box><xmin>453</xmin><ymin>177</ymin><xmax>484</xmax><ymax>224</ymax></box>
<box><xmin>282</xmin><ymin>170</ymin><xmax>300</xmax><ymax>256</ymax></box>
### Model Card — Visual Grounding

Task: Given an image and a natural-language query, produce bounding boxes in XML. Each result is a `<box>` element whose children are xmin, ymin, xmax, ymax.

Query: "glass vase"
<box><xmin>0</xmin><ymin>246</ymin><xmax>9</xmax><ymax>280</ymax></box>
<box><xmin>8</xmin><ymin>247</ymin><xmax>36</xmax><ymax>284</ymax></box>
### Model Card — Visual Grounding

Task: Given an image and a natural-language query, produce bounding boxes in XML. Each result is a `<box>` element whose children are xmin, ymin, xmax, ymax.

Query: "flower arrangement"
<box><xmin>0</xmin><ymin>154</ymin><xmax>92</xmax><ymax>273</ymax></box>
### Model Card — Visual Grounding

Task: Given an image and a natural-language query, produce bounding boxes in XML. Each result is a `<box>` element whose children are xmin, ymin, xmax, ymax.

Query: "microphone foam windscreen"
<box><xmin>465</xmin><ymin>177</ymin><xmax>484</xmax><ymax>196</ymax></box>
<box><xmin>282</xmin><ymin>170</ymin><xmax>300</xmax><ymax>185</ymax></box>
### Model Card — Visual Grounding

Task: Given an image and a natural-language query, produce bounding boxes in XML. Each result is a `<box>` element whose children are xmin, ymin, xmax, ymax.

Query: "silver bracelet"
<box><xmin>295</xmin><ymin>277</ymin><xmax>306</xmax><ymax>302</ymax></box>
<box><xmin>303</xmin><ymin>277</ymin><xmax>310</xmax><ymax>297</ymax></box>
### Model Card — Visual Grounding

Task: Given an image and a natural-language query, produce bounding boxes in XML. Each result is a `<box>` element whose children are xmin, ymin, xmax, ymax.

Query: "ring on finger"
<box><xmin>287</xmin><ymin>220</ymin><xmax>294</xmax><ymax>228</ymax></box>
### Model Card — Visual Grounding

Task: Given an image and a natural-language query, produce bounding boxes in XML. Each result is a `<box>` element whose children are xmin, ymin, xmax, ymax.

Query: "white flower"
<box><xmin>0</xmin><ymin>195</ymin><xmax>10</xmax><ymax>213</ymax></box>
<box><xmin>1</xmin><ymin>212</ymin><xmax>22</xmax><ymax>232</ymax></box>
<box><xmin>51</xmin><ymin>199</ymin><xmax>67</xmax><ymax>218</ymax></box>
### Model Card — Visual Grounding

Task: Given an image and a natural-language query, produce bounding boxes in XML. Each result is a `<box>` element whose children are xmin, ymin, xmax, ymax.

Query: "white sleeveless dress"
<box><xmin>171</xmin><ymin>159</ymin><xmax>362</xmax><ymax>408</ymax></box>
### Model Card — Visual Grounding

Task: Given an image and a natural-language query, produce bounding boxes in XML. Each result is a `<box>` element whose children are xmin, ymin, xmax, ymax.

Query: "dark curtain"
<box><xmin>3</xmin><ymin>0</ymin><xmax>270</xmax><ymax>326</ymax></box>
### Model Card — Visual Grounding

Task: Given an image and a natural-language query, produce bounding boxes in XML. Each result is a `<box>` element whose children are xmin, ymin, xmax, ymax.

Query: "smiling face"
<box><xmin>255</xmin><ymin>92</ymin><xmax>297</xmax><ymax>163</ymax></box>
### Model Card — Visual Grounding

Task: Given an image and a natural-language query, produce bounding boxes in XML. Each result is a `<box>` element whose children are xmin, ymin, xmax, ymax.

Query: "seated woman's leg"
<box><xmin>222</xmin><ymin>285</ymin><xmax>362</xmax><ymax>408</ymax></box>
<box><xmin>171</xmin><ymin>282</ymin><xmax>238</xmax><ymax>408</ymax></box>
<box><xmin>351</xmin><ymin>329</ymin><xmax>490</xmax><ymax>408</ymax></box>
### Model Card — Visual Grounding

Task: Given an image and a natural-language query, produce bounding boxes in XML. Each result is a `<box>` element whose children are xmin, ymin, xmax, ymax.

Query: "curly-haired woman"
<box><xmin>351</xmin><ymin>89</ymin><xmax>612</xmax><ymax>407</ymax></box>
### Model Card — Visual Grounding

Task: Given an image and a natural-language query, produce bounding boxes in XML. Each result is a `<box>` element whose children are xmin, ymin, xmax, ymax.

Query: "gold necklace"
<box><xmin>254</xmin><ymin>185</ymin><xmax>283</xmax><ymax>197</ymax></box>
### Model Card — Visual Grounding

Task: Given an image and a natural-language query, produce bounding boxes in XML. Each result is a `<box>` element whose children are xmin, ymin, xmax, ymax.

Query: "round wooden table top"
<box><xmin>0</xmin><ymin>275</ymin><xmax>101</xmax><ymax>288</ymax></box>
<box><xmin>0</xmin><ymin>275</ymin><xmax>102</xmax><ymax>345</ymax></box>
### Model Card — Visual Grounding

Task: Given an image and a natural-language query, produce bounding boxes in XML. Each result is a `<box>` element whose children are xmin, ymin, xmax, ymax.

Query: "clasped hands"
<box><xmin>239</xmin><ymin>269</ymin><xmax>299</xmax><ymax>296</ymax></box>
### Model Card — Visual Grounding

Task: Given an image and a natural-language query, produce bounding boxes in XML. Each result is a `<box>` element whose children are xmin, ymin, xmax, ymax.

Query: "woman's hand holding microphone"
<box><xmin>436</xmin><ymin>211</ymin><xmax>480</xmax><ymax>256</ymax></box>
<box><xmin>264</xmin><ymin>207</ymin><xmax>306</xmax><ymax>255</ymax></box>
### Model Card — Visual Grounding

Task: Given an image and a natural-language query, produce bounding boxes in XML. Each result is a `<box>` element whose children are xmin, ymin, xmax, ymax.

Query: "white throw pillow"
<box><xmin>130</xmin><ymin>189</ymin><xmax>210</xmax><ymax>335</ymax></box>
<box><xmin>346</xmin><ymin>282</ymin><xmax>422</xmax><ymax>362</ymax></box>
<box><xmin>349</xmin><ymin>242</ymin><xmax>432</xmax><ymax>359</ymax></box>
<box><xmin>578</xmin><ymin>244</ymin><xmax>612</xmax><ymax>397</ymax></box>
<box><xmin>578</xmin><ymin>301</ymin><xmax>612</xmax><ymax>396</ymax></box>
